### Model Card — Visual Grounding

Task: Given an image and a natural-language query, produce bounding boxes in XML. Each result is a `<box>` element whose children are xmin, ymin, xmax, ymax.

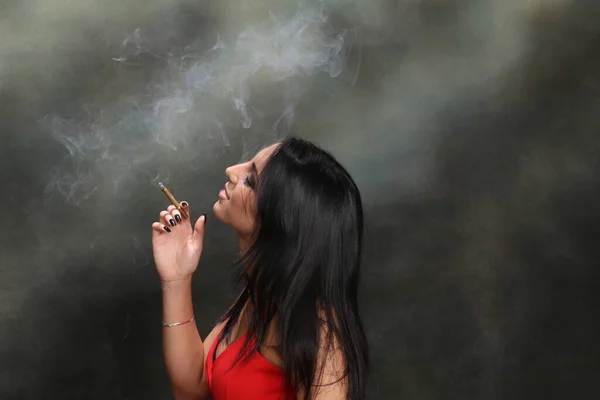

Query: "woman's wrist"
<box><xmin>160</xmin><ymin>276</ymin><xmax>193</xmax><ymax>292</ymax></box>
<box><xmin>161</xmin><ymin>276</ymin><xmax>195</xmax><ymax>325</ymax></box>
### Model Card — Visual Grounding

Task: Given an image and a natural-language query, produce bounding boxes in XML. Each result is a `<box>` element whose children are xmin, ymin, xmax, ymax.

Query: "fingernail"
<box><xmin>202</xmin><ymin>213</ymin><xmax>207</xmax><ymax>225</ymax></box>
<box><xmin>164</xmin><ymin>226</ymin><xmax>171</xmax><ymax>233</ymax></box>
<box><xmin>181</xmin><ymin>201</ymin><xmax>188</xmax><ymax>207</ymax></box>
<box><xmin>175</xmin><ymin>215</ymin><xmax>182</xmax><ymax>223</ymax></box>
<box><xmin>169</xmin><ymin>219</ymin><xmax>175</xmax><ymax>226</ymax></box>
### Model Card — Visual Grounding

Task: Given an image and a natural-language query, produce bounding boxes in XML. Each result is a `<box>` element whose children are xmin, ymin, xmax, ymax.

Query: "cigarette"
<box><xmin>158</xmin><ymin>182</ymin><xmax>188</xmax><ymax>220</ymax></box>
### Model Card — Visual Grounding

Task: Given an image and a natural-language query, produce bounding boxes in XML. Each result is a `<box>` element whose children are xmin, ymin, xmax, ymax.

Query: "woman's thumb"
<box><xmin>192</xmin><ymin>213</ymin><xmax>207</xmax><ymax>245</ymax></box>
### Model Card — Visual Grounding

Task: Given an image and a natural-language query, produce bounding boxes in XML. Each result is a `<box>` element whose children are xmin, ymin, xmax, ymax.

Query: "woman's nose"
<box><xmin>225</xmin><ymin>166</ymin><xmax>238</xmax><ymax>184</ymax></box>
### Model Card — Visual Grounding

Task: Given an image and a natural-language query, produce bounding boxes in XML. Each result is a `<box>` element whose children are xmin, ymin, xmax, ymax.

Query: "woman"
<box><xmin>151</xmin><ymin>137</ymin><xmax>369</xmax><ymax>400</ymax></box>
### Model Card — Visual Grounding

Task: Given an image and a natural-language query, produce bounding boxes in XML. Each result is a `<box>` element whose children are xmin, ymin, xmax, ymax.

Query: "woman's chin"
<box><xmin>212</xmin><ymin>201</ymin><xmax>226</xmax><ymax>222</ymax></box>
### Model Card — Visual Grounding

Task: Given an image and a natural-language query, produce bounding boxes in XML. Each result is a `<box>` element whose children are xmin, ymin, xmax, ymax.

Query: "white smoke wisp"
<box><xmin>43</xmin><ymin>1</ymin><xmax>361</xmax><ymax>206</ymax></box>
<box><xmin>233</xmin><ymin>10</ymin><xmax>347</xmax><ymax>81</ymax></box>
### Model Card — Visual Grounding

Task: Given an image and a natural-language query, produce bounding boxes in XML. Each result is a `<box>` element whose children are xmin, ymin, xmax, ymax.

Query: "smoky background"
<box><xmin>1</xmin><ymin>0</ymin><xmax>599</xmax><ymax>399</ymax></box>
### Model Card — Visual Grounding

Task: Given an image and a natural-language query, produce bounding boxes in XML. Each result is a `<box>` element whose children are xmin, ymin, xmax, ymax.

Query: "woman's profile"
<box><xmin>151</xmin><ymin>137</ymin><xmax>369</xmax><ymax>400</ymax></box>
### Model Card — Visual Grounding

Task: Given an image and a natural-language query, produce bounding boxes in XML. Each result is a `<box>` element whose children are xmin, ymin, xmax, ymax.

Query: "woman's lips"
<box><xmin>218</xmin><ymin>187</ymin><xmax>230</xmax><ymax>200</ymax></box>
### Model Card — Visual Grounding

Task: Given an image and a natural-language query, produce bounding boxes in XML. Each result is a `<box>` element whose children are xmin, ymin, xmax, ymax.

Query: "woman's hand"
<box><xmin>152</xmin><ymin>202</ymin><xmax>207</xmax><ymax>284</ymax></box>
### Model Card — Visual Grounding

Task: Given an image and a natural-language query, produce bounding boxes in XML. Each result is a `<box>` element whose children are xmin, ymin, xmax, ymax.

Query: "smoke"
<box><xmin>2</xmin><ymin>0</ymin><xmax>569</xmax><ymax>207</ymax></box>
<box><xmin>1</xmin><ymin>0</ymin><xmax>362</xmax><ymax>206</ymax></box>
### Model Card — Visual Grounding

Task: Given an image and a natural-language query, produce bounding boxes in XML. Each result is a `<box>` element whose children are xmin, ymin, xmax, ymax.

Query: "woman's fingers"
<box><xmin>165</xmin><ymin>201</ymin><xmax>189</xmax><ymax>223</ymax></box>
<box><xmin>158</xmin><ymin>202</ymin><xmax>190</xmax><ymax>228</ymax></box>
<box><xmin>153</xmin><ymin>202</ymin><xmax>192</xmax><ymax>236</ymax></box>
<box><xmin>152</xmin><ymin>222</ymin><xmax>171</xmax><ymax>235</ymax></box>
<box><xmin>160</xmin><ymin>210</ymin><xmax>176</xmax><ymax>227</ymax></box>
<box><xmin>170</xmin><ymin>207</ymin><xmax>182</xmax><ymax>224</ymax></box>
<box><xmin>180</xmin><ymin>201</ymin><xmax>190</xmax><ymax>219</ymax></box>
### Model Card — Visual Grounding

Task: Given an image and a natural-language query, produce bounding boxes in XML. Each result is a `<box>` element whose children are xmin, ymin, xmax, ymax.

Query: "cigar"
<box><xmin>158</xmin><ymin>182</ymin><xmax>188</xmax><ymax>220</ymax></box>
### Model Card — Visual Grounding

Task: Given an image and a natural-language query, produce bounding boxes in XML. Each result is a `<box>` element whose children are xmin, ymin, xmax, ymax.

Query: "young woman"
<box><xmin>151</xmin><ymin>137</ymin><xmax>369</xmax><ymax>400</ymax></box>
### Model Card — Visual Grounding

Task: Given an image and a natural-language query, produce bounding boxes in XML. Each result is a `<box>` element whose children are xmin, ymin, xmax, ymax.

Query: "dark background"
<box><xmin>1</xmin><ymin>0</ymin><xmax>599</xmax><ymax>399</ymax></box>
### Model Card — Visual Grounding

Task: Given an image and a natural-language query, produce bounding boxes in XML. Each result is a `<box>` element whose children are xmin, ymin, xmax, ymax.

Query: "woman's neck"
<box><xmin>238</xmin><ymin>234</ymin><xmax>251</xmax><ymax>254</ymax></box>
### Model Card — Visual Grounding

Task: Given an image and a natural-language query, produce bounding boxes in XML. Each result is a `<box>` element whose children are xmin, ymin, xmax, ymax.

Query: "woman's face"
<box><xmin>213</xmin><ymin>143</ymin><xmax>278</xmax><ymax>238</ymax></box>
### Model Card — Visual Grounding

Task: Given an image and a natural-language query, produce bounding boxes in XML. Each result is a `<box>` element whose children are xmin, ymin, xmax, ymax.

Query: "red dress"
<box><xmin>206</xmin><ymin>330</ymin><xmax>296</xmax><ymax>399</ymax></box>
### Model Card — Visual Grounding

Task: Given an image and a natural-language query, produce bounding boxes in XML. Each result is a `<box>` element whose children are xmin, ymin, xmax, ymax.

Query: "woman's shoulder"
<box><xmin>203</xmin><ymin>320</ymin><xmax>228</xmax><ymax>359</ymax></box>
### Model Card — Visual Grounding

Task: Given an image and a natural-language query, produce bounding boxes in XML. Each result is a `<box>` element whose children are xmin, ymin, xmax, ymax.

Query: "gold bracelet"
<box><xmin>162</xmin><ymin>316</ymin><xmax>195</xmax><ymax>327</ymax></box>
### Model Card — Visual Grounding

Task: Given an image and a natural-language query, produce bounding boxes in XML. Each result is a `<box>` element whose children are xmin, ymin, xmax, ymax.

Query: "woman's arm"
<box><xmin>161</xmin><ymin>278</ymin><xmax>209</xmax><ymax>400</ymax></box>
<box><xmin>151</xmin><ymin>203</ymin><xmax>212</xmax><ymax>399</ymax></box>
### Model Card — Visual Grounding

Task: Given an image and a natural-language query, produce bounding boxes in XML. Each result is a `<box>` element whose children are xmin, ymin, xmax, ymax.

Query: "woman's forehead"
<box><xmin>253</xmin><ymin>143</ymin><xmax>279</xmax><ymax>168</ymax></box>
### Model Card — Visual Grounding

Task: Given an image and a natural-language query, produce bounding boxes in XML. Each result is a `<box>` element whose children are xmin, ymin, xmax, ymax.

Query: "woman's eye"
<box><xmin>244</xmin><ymin>174</ymin><xmax>255</xmax><ymax>188</ymax></box>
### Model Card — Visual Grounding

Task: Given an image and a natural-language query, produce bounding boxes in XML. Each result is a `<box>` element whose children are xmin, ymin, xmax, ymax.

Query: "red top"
<box><xmin>206</xmin><ymin>330</ymin><xmax>296</xmax><ymax>400</ymax></box>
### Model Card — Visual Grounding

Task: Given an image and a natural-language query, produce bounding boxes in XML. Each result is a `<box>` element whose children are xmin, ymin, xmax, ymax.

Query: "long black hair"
<box><xmin>220</xmin><ymin>136</ymin><xmax>368</xmax><ymax>399</ymax></box>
